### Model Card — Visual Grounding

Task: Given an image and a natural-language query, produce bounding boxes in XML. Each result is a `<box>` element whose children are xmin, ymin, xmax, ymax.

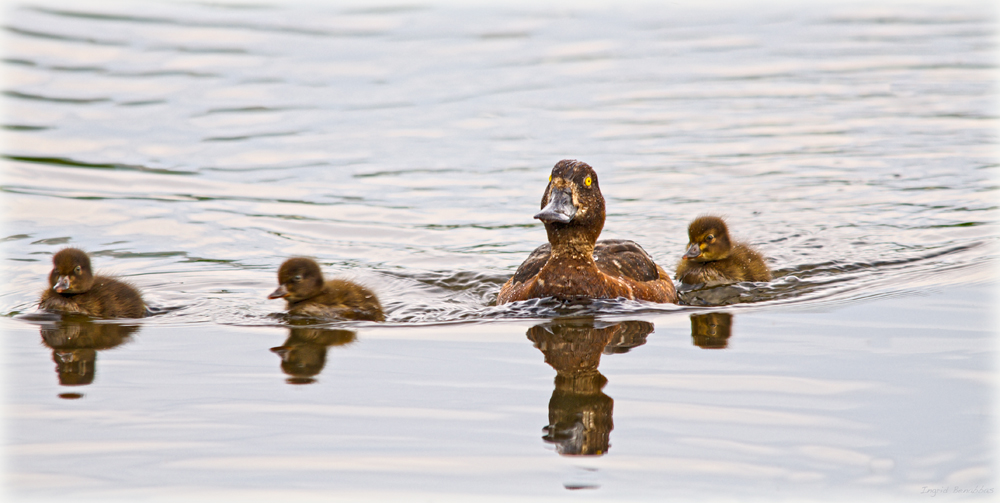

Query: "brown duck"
<box><xmin>268</xmin><ymin>257</ymin><xmax>385</xmax><ymax>321</ymax></box>
<box><xmin>675</xmin><ymin>216</ymin><xmax>771</xmax><ymax>285</ymax></box>
<box><xmin>38</xmin><ymin>248</ymin><xmax>146</xmax><ymax>318</ymax></box>
<box><xmin>497</xmin><ymin>160</ymin><xmax>677</xmax><ymax>304</ymax></box>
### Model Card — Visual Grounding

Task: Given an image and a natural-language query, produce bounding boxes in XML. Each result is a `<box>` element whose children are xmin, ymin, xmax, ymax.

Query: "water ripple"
<box><xmin>1</xmin><ymin>0</ymin><xmax>995</xmax><ymax>327</ymax></box>
<box><xmin>28</xmin><ymin>6</ymin><xmax>393</xmax><ymax>38</ymax></box>
<box><xmin>3</xmin><ymin>155</ymin><xmax>198</xmax><ymax>175</ymax></box>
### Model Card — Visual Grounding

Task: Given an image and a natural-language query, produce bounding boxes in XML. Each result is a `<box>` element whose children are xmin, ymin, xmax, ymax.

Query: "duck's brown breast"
<box><xmin>498</xmin><ymin>240</ymin><xmax>677</xmax><ymax>304</ymax></box>
<box><xmin>499</xmin><ymin>256</ymin><xmax>637</xmax><ymax>304</ymax></box>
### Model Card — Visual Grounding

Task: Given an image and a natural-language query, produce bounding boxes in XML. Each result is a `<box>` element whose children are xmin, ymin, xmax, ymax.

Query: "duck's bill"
<box><xmin>534</xmin><ymin>187</ymin><xmax>576</xmax><ymax>224</ymax></box>
<box><xmin>682</xmin><ymin>243</ymin><xmax>702</xmax><ymax>260</ymax></box>
<box><xmin>53</xmin><ymin>275</ymin><xmax>70</xmax><ymax>293</ymax></box>
<box><xmin>268</xmin><ymin>285</ymin><xmax>289</xmax><ymax>299</ymax></box>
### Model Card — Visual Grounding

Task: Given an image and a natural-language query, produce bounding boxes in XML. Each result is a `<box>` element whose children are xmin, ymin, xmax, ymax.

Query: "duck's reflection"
<box><xmin>38</xmin><ymin>316</ymin><xmax>138</xmax><ymax>398</ymax></box>
<box><xmin>271</xmin><ymin>327</ymin><xmax>356</xmax><ymax>385</ymax></box>
<box><xmin>527</xmin><ymin>318</ymin><xmax>654</xmax><ymax>456</ymax></box>
<box><xmin>690</xmin><ymin>312</ymin><xmax>733</xmax><ymax>349</ymax></box>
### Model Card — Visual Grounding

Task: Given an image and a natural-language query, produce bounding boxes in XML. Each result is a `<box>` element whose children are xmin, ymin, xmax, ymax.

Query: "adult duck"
<box><xmin>497</xmin><ymin>160</ymin><xmax>677</xmax><ymax>304</ymax></box>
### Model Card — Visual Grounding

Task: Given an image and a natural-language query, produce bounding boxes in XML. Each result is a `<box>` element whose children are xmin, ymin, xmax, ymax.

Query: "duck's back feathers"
<box><xmin>738</xmin><ymin>244</ymin><xmax>771</xmax><ymax>282</ymax></box>
<box><xmin>593</xmin><ymin>239</ymin><xmax>661</xmax><ymax>283</ymax></box>
<box><xmin>508</xmin><ymin>243</ymin><xmax>552</xmax><ymax>287</ymax></box>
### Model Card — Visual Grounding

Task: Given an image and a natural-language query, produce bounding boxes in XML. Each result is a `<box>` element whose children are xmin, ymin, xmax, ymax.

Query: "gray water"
<box><xmin>1</xmin><ymin>0</ymin><xmax>997</xmax><ymax>501</ymax></box>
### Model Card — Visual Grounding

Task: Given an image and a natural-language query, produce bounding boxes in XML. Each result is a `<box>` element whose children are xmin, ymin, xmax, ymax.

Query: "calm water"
<box><xmin>1</xmin><ymin>0</ymin><xmax>997</xmax><ymax>501</ymax></box>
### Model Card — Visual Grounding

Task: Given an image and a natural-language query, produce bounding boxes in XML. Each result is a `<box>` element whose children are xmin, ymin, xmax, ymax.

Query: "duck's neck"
<box><xmin>545</xmin><ymin>227</ymin><xmax>599</xmax><ymax>267</ymax></box>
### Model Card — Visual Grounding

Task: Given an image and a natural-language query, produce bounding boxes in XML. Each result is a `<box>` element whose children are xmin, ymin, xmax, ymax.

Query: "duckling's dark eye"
<box><xmin>706</xmin><ymin>234</ymin><xmax>715</xmax><ymax>242</ymax></box>
<box><xmin>73</xmin><ymin>265</ymin><xmax>82</xmax><ymax>274</ymax></box>
<box><xmin>293</xmin><ymin>275</ymin><xmax>302</xmax><ymax>282</ymax></box>
<box><xmin>584</xmin><ymin>176</ymin><xmax>592</xmax><ymax>187</ymax></box>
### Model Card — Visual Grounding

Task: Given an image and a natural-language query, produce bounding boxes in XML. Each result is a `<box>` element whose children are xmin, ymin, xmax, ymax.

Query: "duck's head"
<box><xmin>682</xmin><ymin>216</ymin><xmax>732</xmax><ymax>262</ymax></box>
<box><xmin>269</xmin><ymin>257</ymin><xmax>325</xmax><ymax>302</ymax></box>
<box><xmin>535</xmin><ymin>160</ymin><xmax>606</xmax><ymax>246</ymax></box>
<box><xmin>49</xmin><ymin>248</ymin><xmax>95</xmax><ymax>294</ymax></box>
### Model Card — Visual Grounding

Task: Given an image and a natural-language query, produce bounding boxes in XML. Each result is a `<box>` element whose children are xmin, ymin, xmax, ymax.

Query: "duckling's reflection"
<box><xmin>38</xmin><ymin>316</ymin><xmax>138</xmax><ymax>397</ymax></box>
<box><xmin>527</xmin><ymin>318</ymin><xmax>654</xmax><ymax>456</ymax></box>
<box><xmin>271</xmin><ymin>327</ymin><xmax>356</xmax><ymax>385</ymax></box>
<box><xmin>690</xmin><ymin>312</ymin><xmax>734</xmax><ymax>349</ymax></box>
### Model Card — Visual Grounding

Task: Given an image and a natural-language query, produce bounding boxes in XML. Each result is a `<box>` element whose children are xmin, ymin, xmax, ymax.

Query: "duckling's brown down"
<box><xmin>269</xmin><ymin>257</ymin><xmax>385</xmax><ymax>321</ymax></box>
<box><xmin>675</xmin><ymin>216</ymin><xmax>771</xmax><ymax>285</ymax></box>
<box><xmin>38</xmin><ymin>248</ymin><xmax>146</xmax><ymax>318</ymax></box>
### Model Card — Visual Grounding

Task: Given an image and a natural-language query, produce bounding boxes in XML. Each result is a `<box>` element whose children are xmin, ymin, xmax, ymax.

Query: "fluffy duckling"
<box><xmin>497</xmin><ymin>160</ymin><xmax>677</xmax><ymax>304</ymax></box>
<box><xmin>268</xmin><ymin>257</ymin><xmax>385</xmax><ymax>321</ymax></box>
<box><xmin>675</xmin><ymin>216</ymin><xmax>771</xmax><ymax>285</ymax></box>
<box><xmin>38</xmin><ymin>248</ymin><xmax>146</xmax><ymax>318</ymax></box>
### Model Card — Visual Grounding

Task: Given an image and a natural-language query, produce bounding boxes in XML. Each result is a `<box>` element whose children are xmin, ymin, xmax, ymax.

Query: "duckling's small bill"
<box><xmin>268</xmin><ymin>284</ymin><xmax>289</xmax><ymax>299</ymax></box>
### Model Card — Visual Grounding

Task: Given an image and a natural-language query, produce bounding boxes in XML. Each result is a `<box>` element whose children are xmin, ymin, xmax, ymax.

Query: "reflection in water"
<box><xmin>271</xmin><ymin>327</ymin><xmax>356</xmax><ymax>385</ymax></box>
<box><xmin>690</xmin><ymin>312</ymin><xmax>734</xmax><ymax>349</ymax></box>
<box><xmin>527</xmin><ymin>318</ymin><xmax>654</xmax><ymax>457</ymax></box>
<box><xmin>38</xmin><ymin>316</ymin><xmax>138</xmax><ymax>397</ymax></box>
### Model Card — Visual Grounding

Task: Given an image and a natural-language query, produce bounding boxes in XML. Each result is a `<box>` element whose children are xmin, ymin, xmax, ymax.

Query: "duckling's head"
<box><xmin>269</xmin><ymin>257</ymin><xmax>325</xmax><ymax>302</ymax></box>
<box><xmin>49</xmin><ymin>248</ymin><xmax>95</xmax><ymax>294</ymax></box>
<box><xmin>683</xmin><ymin>216</ymin><xmax>732</xmax><ymax>262</ymax></box>
<box><xmin>535</xmin><ymin>160</ymin><xmax>606</xmax><ymax>245</ymax></box>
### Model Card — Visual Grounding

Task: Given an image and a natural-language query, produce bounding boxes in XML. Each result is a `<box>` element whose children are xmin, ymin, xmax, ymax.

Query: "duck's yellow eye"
<box><xmin>548</xmin><ymin>175</ymin><xmax>552</xmax><ymax>182</ymax></box>
<box><xmin>584</xmin><ymin>176</ymin><xmax>592</xmax><ymax>187</ymax></box>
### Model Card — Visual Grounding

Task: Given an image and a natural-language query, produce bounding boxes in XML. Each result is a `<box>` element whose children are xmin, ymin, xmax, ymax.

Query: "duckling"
<box><xmin>268</xmin><ymin>257</ymin><xmax>385</xmax><ymax>321</ymax></box>
<box><xmin>497</xmin><ymin>160</ymin><xmax>677</xmax><ymax>304</ymax></box>
<box><xmin>675</xmin><ymin>216</ymin><xmax>771</xmax><ymax>285</ymax></box>
<box><xmin>38</xmin><ymin>248</ymin><xmax>146</xmax><ymax>318</ymax></box>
